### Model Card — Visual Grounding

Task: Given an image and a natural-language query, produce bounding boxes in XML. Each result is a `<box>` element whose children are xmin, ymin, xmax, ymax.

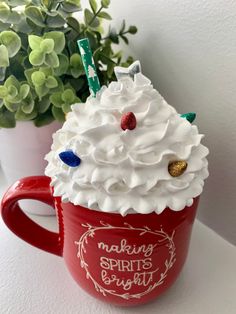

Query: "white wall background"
<box><xmin>108</xmin><ymin>0</ymin><xmax>236</xmax><ymax>244</ymax></box>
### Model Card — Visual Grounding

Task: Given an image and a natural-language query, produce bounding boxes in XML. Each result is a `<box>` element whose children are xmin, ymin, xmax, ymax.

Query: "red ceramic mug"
<box><xmin>1</xmin><ymin>176</ymin><xmax>199</xmax><ymax>306</ymax></box>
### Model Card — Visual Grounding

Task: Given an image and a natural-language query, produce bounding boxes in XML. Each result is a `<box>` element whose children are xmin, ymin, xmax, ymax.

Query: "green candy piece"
<box><xmin>180</xmin><ymin>112</ymin><xmax>196</xmax><ymax>123</ymax></box>
<box><xmin>77</xmin><ymin>38</ymin><xmax>100</xmax><ymax>97</ymax></box>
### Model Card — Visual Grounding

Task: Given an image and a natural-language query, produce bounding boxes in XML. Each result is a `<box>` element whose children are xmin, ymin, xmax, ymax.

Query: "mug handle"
<box><xmin>1</xmin><ymin>176</ymin><xmax>62</xmax><ymax>257</ymax></box>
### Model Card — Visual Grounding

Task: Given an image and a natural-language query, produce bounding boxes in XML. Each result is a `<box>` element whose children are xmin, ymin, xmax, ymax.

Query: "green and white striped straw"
<box><xmin>77</xmin><ymin>38</ymin><xmax>101</xmax><ymax>97</ymax></box>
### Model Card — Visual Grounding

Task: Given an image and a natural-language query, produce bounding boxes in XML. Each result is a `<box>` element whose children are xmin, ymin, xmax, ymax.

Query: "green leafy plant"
<box><xmin>0</xmin><ymin>0</ymin><xmax>137</xmax><ymax>128</ymax></box>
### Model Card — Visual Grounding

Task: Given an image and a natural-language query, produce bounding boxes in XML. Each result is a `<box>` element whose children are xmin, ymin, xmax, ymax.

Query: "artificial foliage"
<box><xmin>0</xmin><ymin>0</ymin><xmax>137</xmax><ymax>128</ymax></box>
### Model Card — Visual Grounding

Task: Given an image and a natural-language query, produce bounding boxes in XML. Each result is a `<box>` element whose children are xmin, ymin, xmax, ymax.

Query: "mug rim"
<box><xmin>55</xmin><ymin>194</ymin><xmax>200</xmax><ymax>217</ymax></box>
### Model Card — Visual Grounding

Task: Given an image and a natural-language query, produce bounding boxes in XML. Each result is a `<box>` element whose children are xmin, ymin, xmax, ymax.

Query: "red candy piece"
<box><xmin>121</xmin><ymin>112</ymin><xmax>137</xmax><ymax>130</ymax></box>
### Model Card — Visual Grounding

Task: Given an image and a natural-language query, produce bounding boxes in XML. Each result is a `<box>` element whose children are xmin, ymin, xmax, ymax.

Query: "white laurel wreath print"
<box><xmin>74</xmin><ymin>221</ymin><xmax>176</xmax><ymax>300</ymax></box>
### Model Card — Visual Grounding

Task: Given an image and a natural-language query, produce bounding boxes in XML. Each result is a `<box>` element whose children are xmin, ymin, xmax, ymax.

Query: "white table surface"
<box><xmin>0</xmin><ymin>174</ymin><xmax>236</xmax><ymax>314</ymax></box>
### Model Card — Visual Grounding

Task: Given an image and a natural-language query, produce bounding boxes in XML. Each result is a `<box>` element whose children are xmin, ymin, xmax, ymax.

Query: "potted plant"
<box><xmin>0</xmin><ymin>0</ymin><xmax>137</xmax><ymax>214</ymax></box>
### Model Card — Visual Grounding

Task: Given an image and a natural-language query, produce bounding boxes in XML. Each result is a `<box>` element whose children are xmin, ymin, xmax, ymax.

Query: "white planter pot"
<box><xmin>0</xmin><ymin>120</ymin><xmax>61</xmax><ymax>216</ymax></box>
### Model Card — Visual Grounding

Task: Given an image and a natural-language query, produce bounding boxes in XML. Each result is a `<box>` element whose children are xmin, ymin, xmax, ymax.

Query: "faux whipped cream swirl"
<box><xmin>45</xmin><ymin>73</ymin><xmax>209</xmax><ymax>215</ymax></box>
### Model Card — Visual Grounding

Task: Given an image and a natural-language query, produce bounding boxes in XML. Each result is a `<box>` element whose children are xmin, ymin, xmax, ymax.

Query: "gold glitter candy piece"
<box><xmin>168</xmin><ymin>160</ymin><xmax>188</xmax><ymax>177</ymax></box>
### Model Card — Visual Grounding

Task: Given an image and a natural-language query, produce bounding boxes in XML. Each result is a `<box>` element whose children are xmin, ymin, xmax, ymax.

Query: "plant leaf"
<box><xmin>37</xmin><ymin>96</ymin><xmax>51</xmax><ymax>113</ymax></box>
<box><xmin>18</xmin><ymin>32</ymin><xmax>29</xmax><ymax>51</ymax></box>
<box><xmin>7</xmin><ymin>85</ymin><xmax>18</xmax><ymax>98</ymax></box>
<box><xmin>61</xmin><ymin>89</ymin><xmax>74</xmax><ymax>103</ymax></box>
<box><xmin>99</xmin><ymin>51</ymin><xmax>114</xmax><ymax>65</ymax></box>
<box><xmin>49</xmin><ymin>77</ymin><xmax>63</xmax><ymax>93</ymax></box>
<box><xmin>128</xmin><ymin>25</ymin><xmax>138</xmax><ymax>34</ymax></box>
<box><xmin>0</xmin><ymin>31</ymin><xmax>21</xmax><ymax>58</ymax></box>
<box><xmin>0</xmin><ymin>2</ymin><xmax>10</xmax><ymax>23</ymax></box>
<box><xmin>29</xmin><ymin>50</ymin><xmax>45</xmax><ymax>66</ymax></box>
<box><xmin>71</xmin><ymin>67</ymin><xmax>84</xmax><ymax>78</ymax></box>
<box><xmin>4</xmin><ymin>99</ymin><xmax>19</xmax><ymax>112</ymax></box>
<box><xmin>50</xmin><ymin>92</ymin><xmax>63</xmax><ymax>108</ymax></box>
<box><xmin>39</xmin><ymin>66</ymin><xmax>53</xmax><ymax>76</ymax></box>
<box><xmin>45</xmin><ymin>76</ymin><xmax>58</xmax><ymax>88</ymax></box>
<box><xmin>70</xmin><ymin>53</ymin><xmax>84</xmax><ymax>77</ymax></box>
<box><xmin>5</xmin><ymin>75</ymin><xmax>20</xmax><ymax>90</ymax></box>
<box><xmin>31</xmin><ymin>71</ymin><xmax>46</xmax><ymax>87</ymax></box>
<box><xmin>7</xmin><ymin>0</ymin><xmax>30</xmax><ymax>6</ymax></box>
<box><xmin>25</xmin><ymin>6</ymin><xmax>45</xmax><ymax>27</ymax></box>
<box><xmin>21</xmin><ymin>97</ymin><xmax>34</xmax><ymax>114</ymax></box>
<box><xmin>12</xmin><ymin>17</ymin><xmax>32</xmax><ymax>33</ymax></box>
<box><xmin>6</xmin><ymin>11</ymin><xmax>22</xmax><ymax>24</ymax></box>
<box><xmin>40</xmin><ymin>38</ymin><xmax>54</xmax><ymax>54</ymax></box>
<box><xmin>44</xmin><ymin>51</ymin><xmax>59</xmax><ymax>68</ymax></box>
<box><xmin>25</xmin><ymin>17</ymin><xmax>43</xmax><ymax>33</ymax></box>
<box><xmin>62</xmin><ymin>102</ymin><xmax>72</xmax><ymax>113</ymax></box>
<box><xmin>60</xmin><ymin>0</ymin><xmax>81</xmax><ymax>13</ymax></box>
<box><xmin>0</xmin><ymin>21</ymin><xmax>11</xmax><ymax>31</ymax></box>
<box><xmin>84</xmin><ymin>29</ymin><xmax>98</xmax><ymax>50</ymax></box>
<box><xmin>19</xmin><ymin>84</ymin><xmax>30</xmax><ymax>99</ymax></box>
<box><xmin>28</xmin><ymin>35</ymin><xmax>43</xmax><ymax>50</ymax></box>
<box><xmin>0</xmin><ymin>67</ymin><xmax>6</xmax><ymax>81</ymax></box>
<box><xmin>120</xmin><ymin>20</ymin><xmax>125</xmax><ymax>33</ymax></box>
<box><xmin>52</xmin><ymin>105</ymin><xmax>65</xmax><ymax>122</ymax></box>
<box><xmin>84</xmin><ymin>8</ymin><xmax>99</xmax><ymax>28</ymax></box>
<box><xmin>8</xmin><ymin>52</ymin><xmax>26</xmax><ymax>79</ymax></box>
<box><xmin>46</xmin><ymin>12</ymin><xmax>66</xmax><ymax>28</ymax></box>
<box><xmin>67</xmin><ymin>40</ymin><xmax>78</xmax><ymax>55</ymax></box>
<box><xmin>84</xmin><ymin>8</ymin><xmax>93</xmax><ymax>25</ymax></box>
<box><xmin>34</xmin><ymin>109</ymin><xmax>54</xmax><ymax>127</ymax></box>
<box><xmin>89</xmin><ymin>0</ymin><xmax>97</xmax><ymax>13</ymax></box>
<box><xmin>97</xmin><ymin>11</ymin><xmax>112</xmax><ymax>20</ymax></box>
<box><xmin>44</xmin><ymin>31</ymin><xmax>65</xmax><ymax>54</ymax></box>
<box><xmin>65</xmin><ymin>29</ymin><xmax>78</xmax><ymax>41</ymax></box>
<box><xmin>0</xmin><ymin>45</ymin><xmax>9</xmax><ymax>67</ymax></box>
<box><xmin>0</xmin><ymin>86</ymin><xmax>8</xmax><ymax>98</ymax></box>
<box><xmin>121</xmin><ymin>34</ymin><xmax>129</xmax><ymax>44</ymax></box>
<box><xmin>109</xmin><ymin>28</ymin><xmax>119</xmax><ymax>44</ymax></box>
<box><xmin>66</xmin><ymin>0</ymin><xmax>81</xmax><ymax>6</ymax></box>
<box><xmin>24</xmin><ymin>68</ymin><xmax>37</xmax><ymax>85</ymax></box>
<box><xmin>70</xmin><ymin>53</ymin><xmax>82</xmax><ymax>67</ymax></box>
<box><xmin>54</xmin><ymin>54</ymin><xmax>69</xmax><ymax>76</ymax></box>
<box><xmin>35</xmin><ymin>85</ymin><xmax>49</xmax><ymax>99</ymax></box>
<box><xmin>66</xmin><ymin>16</ymin><xmax>80</xmax><ymax>32</ymax></box>
<box><xmin>15</xmin><ymin>107</ymin><xmax>37</xmax><ymax>121</ymax></box>
<box><xmin>101</xmin><ymin>0</ymin><xmax>110</xmax><ymax>8</ymax></box>
<box><xmin>67</xmin><ymin>77</ymin><xmax>85</xmax><ymax>92</ymax></box>
<box><xmin>41</xmin><ymin>0</ymin><xmax>51</xmax><ymax>8</ymax></box>
<box><xmin>0</xmin><ymin>107</ymin><xmax>15</xmax><ymax>128</ymax></box>
<box><xmin>107</xmin><ymin>61</ymin><xmax>115</xmax><ymax>78</ymax></box>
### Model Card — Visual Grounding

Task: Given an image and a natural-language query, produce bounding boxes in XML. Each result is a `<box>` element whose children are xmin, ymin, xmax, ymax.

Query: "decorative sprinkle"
<box><xmin>114</xmin><ymin>60</ymin><xmax>141</xmax><ymax>81</ymax></box>
<box><xmin>59</xmin><ymin>150</ymin><xmax>81</xmax><ymax>167</ymax></box>
<box><xmin>180</xmin><ymin>112</ymin><xmax>196</xmax><ymax>123</ymax></box>
<box><xmin>121</xmin><ymin>112</ymin><xmax>137</xmax><ymax>130</ymax></box>
<box><xmin>168</xmin><ymin>160</ymin><xmax>188</xmax><ymax>177</ymax></box>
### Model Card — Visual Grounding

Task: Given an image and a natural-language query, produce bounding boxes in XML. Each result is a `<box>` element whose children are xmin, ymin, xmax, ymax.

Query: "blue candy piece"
<box><xmin>180</xmin><ymin>112</ymin><xmax>196</xmax><ymax>123</ymax></box>
<box><xmin>59</xmin><ymin>150</ymin><xmax>81</xmax><ymax>167</ymax></box>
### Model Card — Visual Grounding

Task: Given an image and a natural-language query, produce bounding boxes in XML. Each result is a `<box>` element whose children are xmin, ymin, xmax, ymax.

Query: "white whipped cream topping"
<box><xmin>45</xmin><ymin>73</ymin><xmax>209</xmax><ymax>215</ymax></box>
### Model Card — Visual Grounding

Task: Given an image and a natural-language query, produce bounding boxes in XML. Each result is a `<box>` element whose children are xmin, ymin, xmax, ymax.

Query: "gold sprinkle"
<box><xmin>168</xmin><ymin>160</ymin><xmax>188</xmax><ymax>177</ymax></box>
